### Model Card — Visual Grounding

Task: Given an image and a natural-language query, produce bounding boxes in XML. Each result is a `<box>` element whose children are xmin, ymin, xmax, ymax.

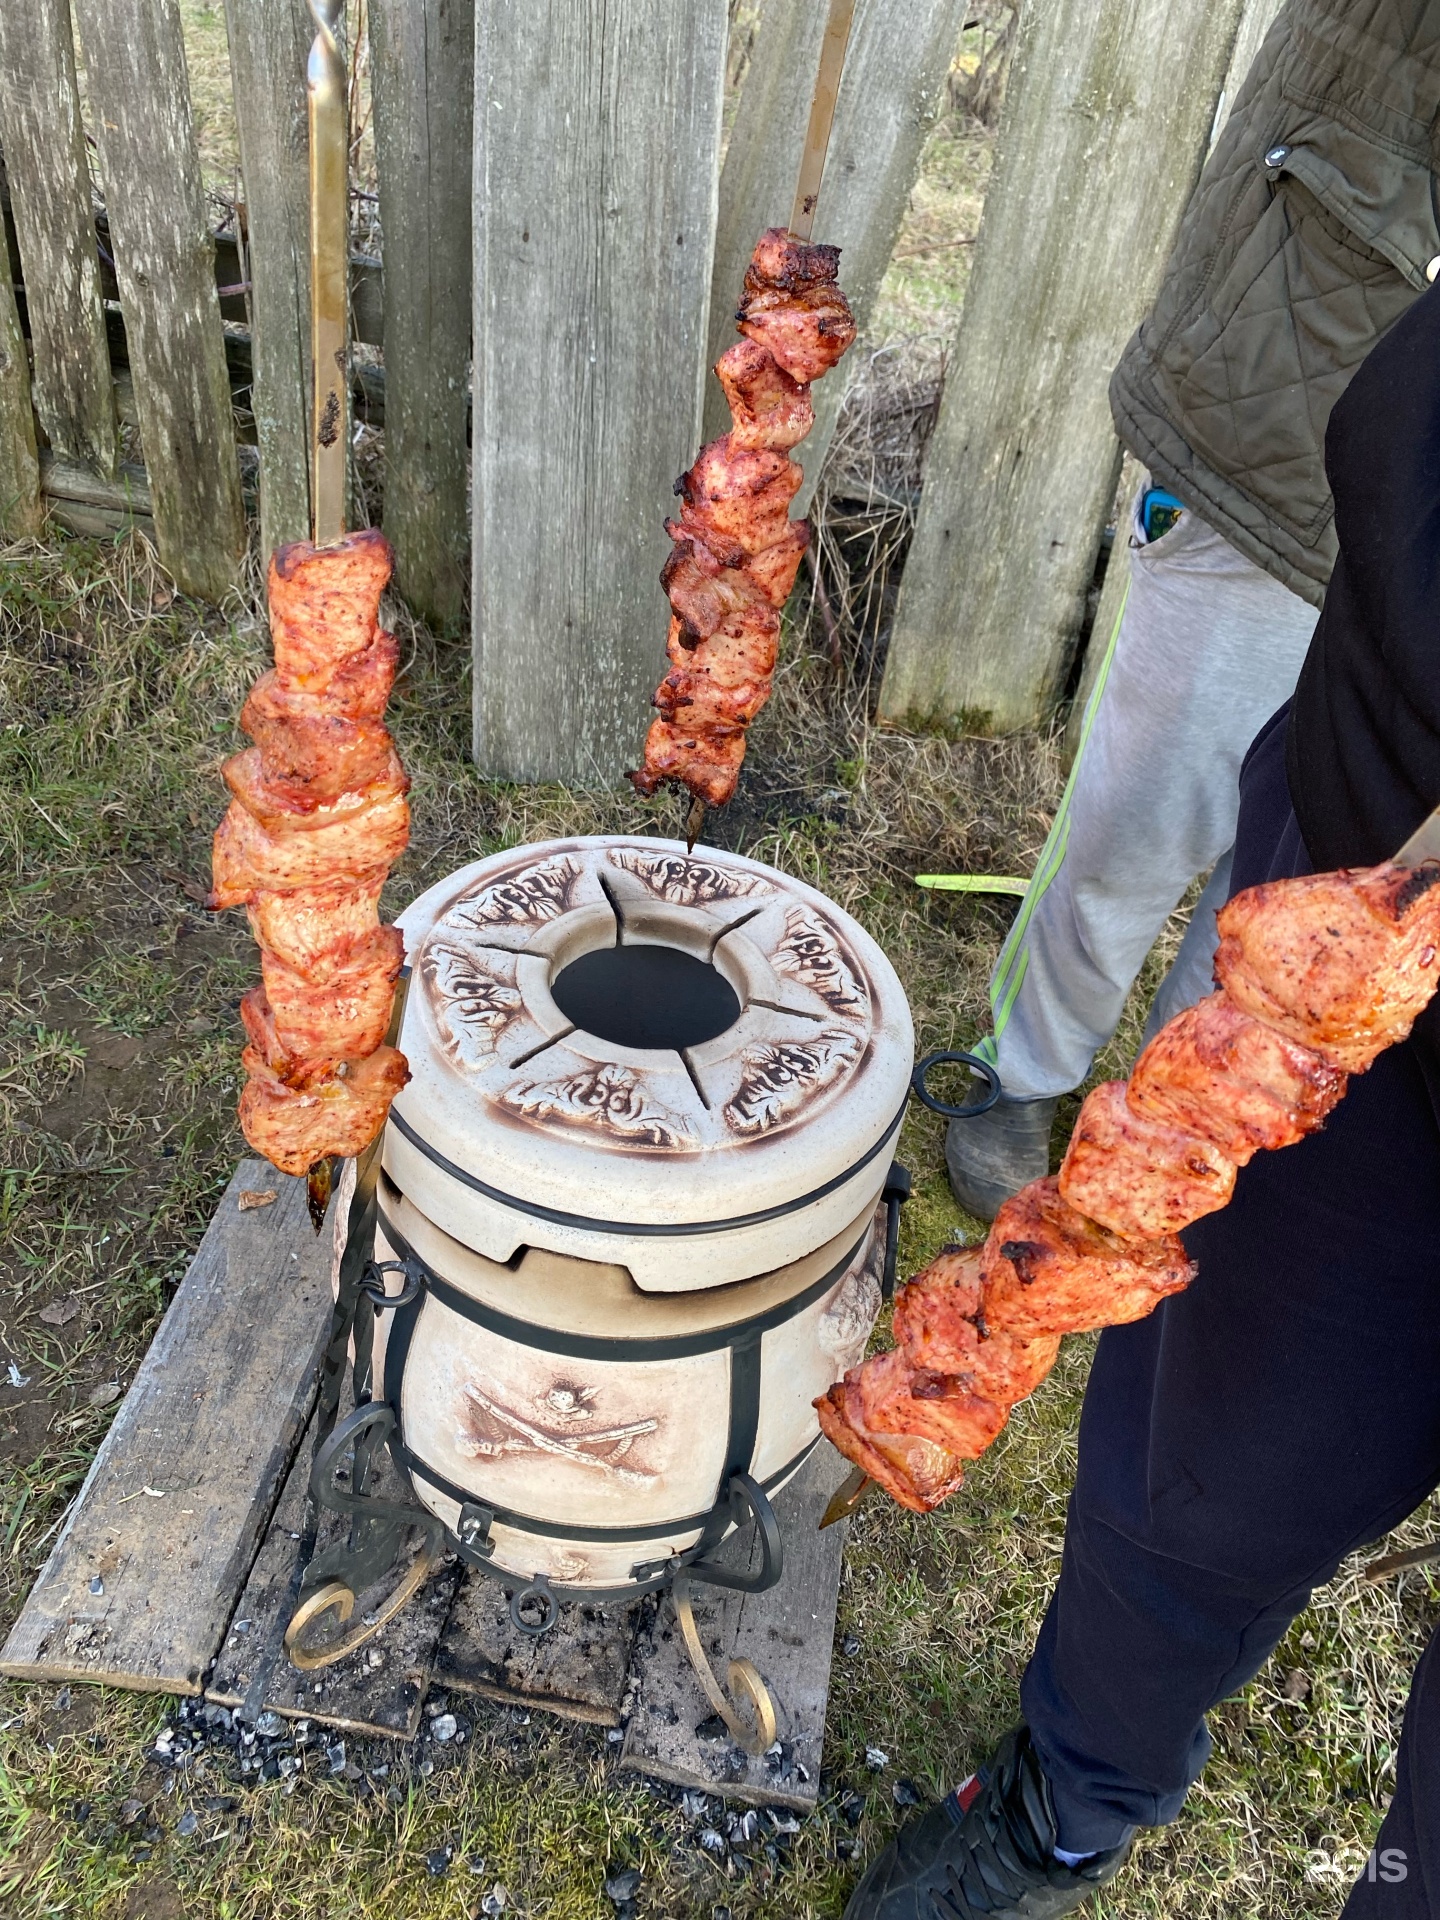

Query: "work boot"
<box><xmin>945</xmin><ymin>1095</ymin><xmax>1057</xmax><ymax>1222</ymax></box>
<box><xmin>842</xmin><ymin>1725</ymin><xmax>1133</xmax><ymax>1920</ymax></box>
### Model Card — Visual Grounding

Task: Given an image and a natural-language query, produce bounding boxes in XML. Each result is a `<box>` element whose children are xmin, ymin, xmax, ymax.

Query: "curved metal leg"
<box><xmin>283</xmin><ymin>1545</ymin><xmax>440</xmax><ymax>1671</ymax></box>
<box><xmin>671</xmin><ymin>1574</ymin><xmax>778</xmax><ymax>1758</ymax></box>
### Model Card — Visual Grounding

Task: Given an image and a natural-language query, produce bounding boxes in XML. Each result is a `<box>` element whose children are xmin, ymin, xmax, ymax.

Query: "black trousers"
<box><xmin>1019</xmin><ymin>706</ymin><xmax>1440</xmax><ymax>1914</ymax></box>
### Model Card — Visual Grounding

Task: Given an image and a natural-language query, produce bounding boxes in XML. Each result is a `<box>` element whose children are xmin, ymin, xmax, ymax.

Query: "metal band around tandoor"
<box><xmin>373</xmin><ymin>1204</ymin><xmax>869</xmax><ymax>1362</ymax></box>
<box><xmin>392</xmin><ymin>1436</ymin><xmax>820</xmax><ymax>1547</ymax></box>
<box><xmin>386</xmin><ymin>1101</ymin><xmax>906</xmax><ymax>1238</ymax></box>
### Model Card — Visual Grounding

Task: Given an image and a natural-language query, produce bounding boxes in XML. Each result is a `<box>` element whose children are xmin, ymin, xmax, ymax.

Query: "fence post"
<box><xmin>878</xmin><ymin>0</ymin><xmax>1246</xmax><ymax>736</ymax></box>
<box><xmin>370</xmin><ymin>0</ymin><xmax>474</xmax><ymax>632</ymax></box>
<box><xmin>704</xmin><ymin>0</ymin><xmax>968</xmax><ymax>509</ymax></box>
<box><xmin>1060</xmin><ymin>0</ymin><xmax>1286</xmax><ymax>770</ymax></box>
<box><xmin>223</xmin><ymin>0</ymin><xmax>314</xmax><ymax>556</ymax></box>
<box><xmin>0</xmin><ymin>232</ymin><xmax>41</xmax><ymax>538</ymax></box>
<box><xmin>70</xmin><ymin>0</ymin><xmax>245</xmax><ymax>601</ymax></box>
<box><xmin>471</xmin><ymin>0</ymin><xmax>728</xmax><ymax>784</ymax></box>
<box><xmin>0</xmin><ymin>0</ymin><xmax>118</xmax><ymax>480</ymax></box>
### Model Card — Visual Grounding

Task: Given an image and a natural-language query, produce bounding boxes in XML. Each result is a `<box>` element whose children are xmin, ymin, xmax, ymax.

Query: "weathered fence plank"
<box><xmin>370</xmin><ymin>0</ymin><xmax>474</xmax><ymax>632</ymax></box>
<box><xmin>704</xmin><ymin>0</ymin><xmax>967</xmax><ymax>509</ymax></box>
<box><xmin>0</xmin><ymin>230</ymin><xmax>41</xmax><ymax>537</ymax></box>
<box><xmin>223</xmin><ymin>0</ymin><xmax>314</xmax><ymax>556</ymax></box>
<box><xmin>471</xmin><ymin>0</ymin><xmax>728</xmax><ymax>784</ymax></box>
<box><xmin>69</xmin><ymin>0</ymin><xmax>245</xmax><ymax>602</ymax></box>
<box><xmin>0</xmin><ymin>0</ymin><xmax>118</xmax><ymax>481</ymax></box>
<box><xmin>879</xmin><ymin>0</ymin><xmax>1248</xmax><ymax>736</ymax></box>
<box><xmin>1061</xmin><ymin>0</ymin><xmax>1286</xmax><ymax>767</ymax></box>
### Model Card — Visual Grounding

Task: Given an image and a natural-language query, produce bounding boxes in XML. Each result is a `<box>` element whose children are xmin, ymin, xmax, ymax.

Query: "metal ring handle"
<box><xmin>509</xmin><ymin>1576</ymin><xmax>559</xmax><ymax>1638</ymax></box>
<box><xmin>359</xmin><ymin>1257</ymin><xmax>423</xmax><ymax>1311</ymax></box>
<box><xmin>911</xmin><ymin>1049</ymin><xmax>1001</xmax><ymax>1120</ymax></box>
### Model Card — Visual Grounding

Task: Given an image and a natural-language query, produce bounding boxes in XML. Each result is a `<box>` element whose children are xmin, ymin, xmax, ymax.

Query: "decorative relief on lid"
<box><xmin>422</xmin><ymin>939</ymin><xmax>524</xmax><ymax>1068</ymax></box>
<box><xmin>448</xmin><ymin>852</ymin><xmax>581</xmax><ymax>929</ymax></box>
<box><xmin>606</xmin><ymin>847</ymin><xmax>772</xmax><ymax>907</ymax></box>
<box><xmin>455</xmin><ymin>1377</ymin><xmax>661</xmax><ymax>1487</ymax></box>
<box><xmin>725</xmin><ymin>1030</ymin><xmax>862</xmax><ymax>1135</ymax></box>
<box><xmin>502</xmin><ymin>1061</ymin><xmax>697</xmax><ymax>1152</ymax></box>
<box><xmin>772</xmin><ymin>906</ymin><xmax>869</xmax><ymax>1018</ymax></box>
<box><xmin>402</xmin><ymin>839</ymin><xmax>907</xmax><ymax>1179</ymax></box>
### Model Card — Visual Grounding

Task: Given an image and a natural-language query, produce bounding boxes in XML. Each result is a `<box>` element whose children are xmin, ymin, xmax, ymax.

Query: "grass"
<box><xmin>0</xmin><ymin>524</ymin><xmax>1436</xmax><ymax>1920</ymax></box>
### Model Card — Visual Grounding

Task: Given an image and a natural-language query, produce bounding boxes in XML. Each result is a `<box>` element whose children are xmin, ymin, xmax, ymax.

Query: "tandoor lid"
<box><xmin>389</xmin><ymin>836</ymin><xmax>913</xmax><ymax>1242</ymax></box>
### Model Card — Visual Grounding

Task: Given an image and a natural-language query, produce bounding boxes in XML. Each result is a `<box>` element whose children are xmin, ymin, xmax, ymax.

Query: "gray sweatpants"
<box><xmin>975</xmin><ymin>495</ymin><xmax>1319</xmax><ymax>1102</ymax></box>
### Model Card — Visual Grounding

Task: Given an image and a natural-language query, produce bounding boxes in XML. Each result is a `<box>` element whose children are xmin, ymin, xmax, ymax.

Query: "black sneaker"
<box><xmin>945</xmin><ymin>1095</ymin><xmax>1057</xmax><ymax>1223</ymax></box>
<box><xmin>842</xmin><ymin>1726</ymin><xmax>1133</xmax><ymax>1920</ymax></box>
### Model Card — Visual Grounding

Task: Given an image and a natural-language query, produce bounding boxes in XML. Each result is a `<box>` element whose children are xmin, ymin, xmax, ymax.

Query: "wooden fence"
<box><xmin>0</xmin><ymin>0</ymin><xmax>1282</xmax><ymax>784</ymax></box>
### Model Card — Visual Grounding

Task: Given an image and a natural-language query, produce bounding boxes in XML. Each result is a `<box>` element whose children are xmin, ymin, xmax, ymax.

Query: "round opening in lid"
<box><xmin>549</xmin><ymin>943</ymin><xmax>742</xmax><ymax>1052</ymax></box>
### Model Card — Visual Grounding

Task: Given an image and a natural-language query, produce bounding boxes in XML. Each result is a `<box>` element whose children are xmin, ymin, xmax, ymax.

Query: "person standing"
<box><xmin>843</xmin><ymin>247</ymin><xmax>1440</xmax><ymax>1920</ymax></box>
<box><xmin>947</xmin><ymin>0</ymin><xmax>1440</xmax><ymax>1221</ymax></box>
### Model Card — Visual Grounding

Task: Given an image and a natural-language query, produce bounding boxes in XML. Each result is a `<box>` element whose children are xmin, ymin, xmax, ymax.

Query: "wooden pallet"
<box><xmin>0</xmin><ymin>1162</ymin><xmax>852</xmax><ymax>1803</ymax></box>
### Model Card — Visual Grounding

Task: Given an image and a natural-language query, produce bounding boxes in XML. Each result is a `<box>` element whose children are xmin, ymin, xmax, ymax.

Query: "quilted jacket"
<box><xmin>1109</xmin><ymin>0</ymin><xmax>1440</xmax><ymax>607</ymax></box>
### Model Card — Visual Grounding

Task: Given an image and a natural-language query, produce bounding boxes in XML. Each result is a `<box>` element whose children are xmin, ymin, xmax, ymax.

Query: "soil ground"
<box><xmin>2</xmin><ymin>7</ymin><xmax>1437</xmax><ymax>1918</ymax></box>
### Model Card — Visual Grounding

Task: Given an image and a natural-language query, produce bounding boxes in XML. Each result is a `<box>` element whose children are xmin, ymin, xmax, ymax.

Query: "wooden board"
<box><xmin>0</xmin><ymin>203</ymin><xmax>41</xmax><ymax>537</ymax></box>
<box><xmin>222</xmin><ymin>0</ymin><xmax>314</xmax><ymax>556</ymax></box>
<box><xmin>1059</xmin><ymin>0</ymin><xmax>1284</xmax><ymax>769</ymax></box>
<box><xmin>0</xmin><ymin>1165</ymin><xmax>331</xmax><ymax>1693</ymax></box>
<box><xmin>878</xmin><ymin>0</ymin><xmax>1248</xmax><ymax>735</ymax></box>
<box><xmin>470</xmin><ymin>0</ymin><xmax>728</xmax><ymax>784</ymax></box>
<box><xmin>704</xmin><ymin>0</ymin><xmax>968</xmax><ymax>511</ymax></box>
<box><xmin>207</xmin><ymin>1388</ymin><xmax>465</xmax><ymax>1741</ymax></box>
<box><xmin>68</xmin><ymin>0</ymin><xmax>245</xmax><ymax>602</ymax></box>
<box><xmin>435</xmin><ymin>1575</ymin><xmax>638</xmax><ymax>1727</ymax></box>
<box><xmin>619</xmin><ymin>1442</ymin><xmax>850</xmax><ymax>1810</ymax></box>
<box><xmin>0</xmin><ymin>0</ymin><xmax>118</xmax><ymax>479</ymax></box>
<box><xmin>370</xmin><ymin>0</ymin><xmax>474</xmax><ymax>632</ymax></box>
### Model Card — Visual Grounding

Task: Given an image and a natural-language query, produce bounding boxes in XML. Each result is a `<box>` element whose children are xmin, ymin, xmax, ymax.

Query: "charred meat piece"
<box><xmin>892</xmin><ymin>1246</ymin><xmax>1061</xmax><ymax>1405</ymax></box>
<box><xmin>737</xmin><ymin>228</ymin><xmax>858</xmax><ymax>384</ymax></box>
<box><xmin>1128</xmin><ymin>992</ymin><xmax>1347</xmax><ymax>1161</ymax></box>
<box><xmin>981</xmin><ymin>1178</ymin><xmax>1196</xmax><ymax>1337</ymax></box>
<box><xmin>628</xmin><ymin>718</ymin><xmax>747</xmax><ymax>808</ymax></box>
<box><xmin>238</xmin><ymin>1043</ymin><xmax>410</xmax><ymax>1177</ymax></box>
<box><xmin>716</xmin><ymin>338</ymin><xmax>815</xmax><ymax>451</ymax></box>
<box><xmin>1058</xmin><ymin>1081</ymin><xmax>1236</xmax><ymax>1240</ymax></box>
<box><xmin>815</xmin><ymin>1378</ymin><xmax>968</xmax><ymax>1515</ymax></box>
<box><xmin>845</xmin><ymin>1349</ymin><xmax>1009</xmax><ymax>1458</ymax></box>
<box><xmin>1214</xmin><ymin>861</ymin><xmax>1440</xmax><ymax>1070</ymax></box>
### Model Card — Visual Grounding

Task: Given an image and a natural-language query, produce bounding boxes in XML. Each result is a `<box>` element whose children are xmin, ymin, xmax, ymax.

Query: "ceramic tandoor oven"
<box><xmin>369</xmin><ymin>836</ymin><xmax>914</xmax><ymax>1600</ymax></box>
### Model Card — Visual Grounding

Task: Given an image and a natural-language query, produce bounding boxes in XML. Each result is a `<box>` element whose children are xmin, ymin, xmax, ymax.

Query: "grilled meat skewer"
<box><xmin>818</xmin><ymin>857</ymin><xmax>1440</xmax><ymax>1513</ymax></box>
<box><xmin>630</xmin><ymin>229</ymin><xmax>856</xmax><ymax>811</ymax></box>
<box><xmin>209</xmin><ymin>528</ymin><xmax>412</xmax><ymax>1178</ymax></box>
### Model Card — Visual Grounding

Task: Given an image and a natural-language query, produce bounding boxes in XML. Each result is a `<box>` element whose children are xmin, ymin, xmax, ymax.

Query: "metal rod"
<box><xmin>307</xmin><ymin>0</ymin><xmax>348</xmax><ymax>546</ymax></box>
<box><xmin>789</xmin><ymin>0</ymin><xmax>857</xmax><ymax>241</ymax></box>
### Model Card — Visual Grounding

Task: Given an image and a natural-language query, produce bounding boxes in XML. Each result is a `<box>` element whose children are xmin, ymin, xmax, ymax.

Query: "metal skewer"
<box><xmin>299</xmin><ymin>0</ymin><xmax>351</xmax><ymax>1230</ymax></box>
<box><xmin>789</xmin><ymin>0</ymin><xmax>856</xmax><ymax>242</ymax></box>
<box><xmin>307</xmin><ymin>0</ymin><xmax>348</xmax><ymax>547</ymax></box>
